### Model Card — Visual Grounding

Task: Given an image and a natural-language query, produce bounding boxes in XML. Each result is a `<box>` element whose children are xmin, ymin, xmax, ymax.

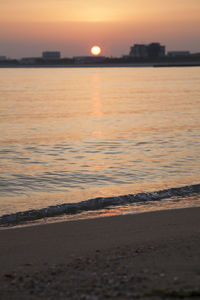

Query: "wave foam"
<box><xmin>1</xmin><ymin>184</ymin><xmax>200</xmax><ymax>226</ymax></box>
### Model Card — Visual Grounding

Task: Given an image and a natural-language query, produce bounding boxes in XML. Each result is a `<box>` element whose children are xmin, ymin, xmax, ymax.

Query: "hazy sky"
<box><xmin>0</xmin><ymin>0</ymin><xmax>200</xmax><ymax>58</ymax></box>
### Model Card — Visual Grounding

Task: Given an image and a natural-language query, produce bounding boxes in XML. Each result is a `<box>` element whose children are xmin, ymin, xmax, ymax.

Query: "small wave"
<box><xmin>1</xmin><ymin>184</ymin><xmax>200</xmax><ymax>226</ymax></box>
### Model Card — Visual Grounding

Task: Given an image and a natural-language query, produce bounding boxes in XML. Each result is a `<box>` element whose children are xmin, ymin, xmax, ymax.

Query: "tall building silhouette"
<box><xmin>130</xmin><ymin>43</ymin><xmax>165</xmax><ymax>58</ymax></box>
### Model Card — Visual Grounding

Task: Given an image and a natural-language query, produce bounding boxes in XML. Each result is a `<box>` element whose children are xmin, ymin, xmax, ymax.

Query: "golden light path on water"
<box><xmin>0</xmin><ymin>67</ymin><xmax>200</xmax><ymax>218</ymax></box>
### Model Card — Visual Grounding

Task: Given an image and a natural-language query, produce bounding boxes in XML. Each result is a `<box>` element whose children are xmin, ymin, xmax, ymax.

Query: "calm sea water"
<box><xmin>0</xmin><ymin>67</ymin><xmax>200</xmax><ymax>221</ymax></box>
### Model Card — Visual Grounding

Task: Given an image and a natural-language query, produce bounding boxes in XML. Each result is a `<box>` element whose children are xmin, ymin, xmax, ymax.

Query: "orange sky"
<box><xmin>0</xmin><ymin>0</ymin><xmax>200</xmax><ymax>58</ymax></box>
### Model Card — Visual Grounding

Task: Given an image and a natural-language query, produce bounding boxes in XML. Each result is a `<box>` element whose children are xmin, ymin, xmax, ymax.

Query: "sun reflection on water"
<box><xmin>0</xmin><ymin>67</ymin><xmax>200</xmax><ymax>216</ymax></box>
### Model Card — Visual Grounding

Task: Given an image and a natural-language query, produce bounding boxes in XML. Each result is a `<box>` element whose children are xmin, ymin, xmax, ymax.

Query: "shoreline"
<box><xmin>1</xmin><ymin>207</ymin><xmax>200</xmax><ymax>298</ymax></box>
<box><xmin>0</xmin><ymin>62</ymin><xmax>200</xmax><ymax>68</ymax></box>
<box><xmin>1</xmin><ymin>183</ymin><xmax>200</xmax><ymax>227</ymax></box>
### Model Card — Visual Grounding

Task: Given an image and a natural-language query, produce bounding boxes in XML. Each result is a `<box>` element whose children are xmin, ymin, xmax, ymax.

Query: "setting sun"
<box><xmin>91</xmin><ymin>45</ymin><xmax>101</xmax><ymax>56</ymax></box>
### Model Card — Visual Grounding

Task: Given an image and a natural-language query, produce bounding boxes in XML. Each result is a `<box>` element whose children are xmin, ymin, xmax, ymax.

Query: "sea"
<box><xmin>0</xmin><ymin>66</ymin><xmax>200</xmax><ymax>226</ymax></box>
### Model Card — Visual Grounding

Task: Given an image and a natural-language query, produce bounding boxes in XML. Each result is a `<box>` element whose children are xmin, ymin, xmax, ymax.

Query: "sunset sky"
<box><xmin>0</xmin><ymin>0</ymin><xmax>200</xmax><ymax>58</ymax></box>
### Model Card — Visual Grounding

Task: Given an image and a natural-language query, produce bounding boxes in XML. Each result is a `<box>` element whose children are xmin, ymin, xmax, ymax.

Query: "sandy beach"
<box><xmin>0</xmin><ymin>207</ymin><xmax>200</xmax><ymax>299</ymax></box>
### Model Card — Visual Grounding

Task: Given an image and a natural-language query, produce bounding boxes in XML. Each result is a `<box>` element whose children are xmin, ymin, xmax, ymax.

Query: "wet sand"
<box><xmin>0</xmin><ymin>207</ymin><xmax>200</xmax><ymax>299</ymax></box>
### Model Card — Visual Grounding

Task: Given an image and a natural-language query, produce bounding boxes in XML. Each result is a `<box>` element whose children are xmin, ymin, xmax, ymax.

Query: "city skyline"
<box><xmin>0</xmin><ymin>0</ymin><xmax>200</xmax><ymax>58</ymax></box>
<box><xmin>2</xmin><ymin>42</ymin><xmax>199</xmax><ymax>61</ymax></box>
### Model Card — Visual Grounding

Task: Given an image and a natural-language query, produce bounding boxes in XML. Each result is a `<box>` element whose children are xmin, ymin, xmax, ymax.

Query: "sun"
<box><xmin>91</xmin><ymin>45</ymin><xmax>101</xmax><ymax>56</ymax></box>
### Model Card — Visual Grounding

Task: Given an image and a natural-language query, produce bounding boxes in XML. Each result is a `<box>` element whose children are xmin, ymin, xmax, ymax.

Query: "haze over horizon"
<box><xmin>0</xmin><ymin>0</ymin><xmax>200</xmax><ymax>59</ymax></box>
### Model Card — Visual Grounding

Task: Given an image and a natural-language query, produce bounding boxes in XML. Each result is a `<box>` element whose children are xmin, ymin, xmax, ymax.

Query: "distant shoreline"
<box><xmin>0</xmin><ymin>62</ymin><xmax>200</xmax><ymax>68</ymax></box>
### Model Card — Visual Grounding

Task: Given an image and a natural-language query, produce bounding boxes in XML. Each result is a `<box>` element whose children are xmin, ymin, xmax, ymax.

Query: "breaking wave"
<box><xmin>1</xmin><ymin>183</ymin><xmax>200</xmax><ymax>226</ymax></box>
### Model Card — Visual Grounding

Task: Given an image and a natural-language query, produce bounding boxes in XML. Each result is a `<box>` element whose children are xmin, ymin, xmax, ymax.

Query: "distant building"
<box><xmin>147</xmin><ymin>43</ymin><xmax>165</xmax><ymax>58</ymax></box>
<box><xmin>0</xmin><ymin>56</ymin><xmax>7</xmax><ymax>61</ymax></box>
<box><xmin>42</xmin><ymin>51</ymin><xmax>61</xmax><ymax>60</ymax></box>
<box><xmin>20</xmin><ymin>57</ymin><xmax>40</xmax><ymax>64</ymax></box>
<box><xmin>129</xmin><ymin>43</ymin><xmax>165</xmax><ymax>58</ymax></box>
<box><xmin>167</xmin><ymin>51</ymin><xmax>190</xmax><ymax>57</ymax></box>
<box><xmin>73</xmin><ymin>56</ymin><xmax>106</xmax><ymax>64</ymax></box>
<box><xmin>129</xmin><ymin>44</ymin><xmax>148</xmax><ymax>58</ymax></box>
